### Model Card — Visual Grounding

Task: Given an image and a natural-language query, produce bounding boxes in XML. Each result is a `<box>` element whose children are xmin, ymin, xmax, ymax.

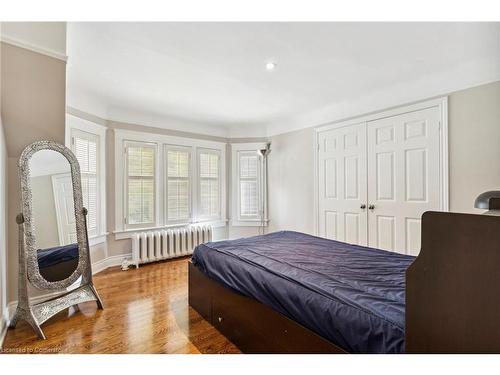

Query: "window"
<box><xmin>238</xmin><ymin>151</ymin><xmax>260</xmax><ymax>218</ymax></box>
<box><xmin>231</xmin><ymin>143</ymin><xmax>267</xmax><ymax>226</ymax></box>
<box><xmin>125</xmin><ymin>142</ymin><xmax>156</xmax><ymax>227</ymax></box>
<box><xmin>67</xmin><ymin>114</ymin><xmax>107</xmax><ymax>244</ymax></box>
<box><xmin>198</xmin><ymin>149</ymin><xmax>221</xmax><ymax>220</ymax></box>
<box><xmin>71</xmin><ymin>129</ymin><xmax>99</xmax><ymax>237</ymax></box>
<box><xmin>166</xmin><ymin>146</ymin><xmax>191</xmax><ymax>223</ymax></box>
<box><xmin>114</xmin><ymin>129</ymin><xmax>226</xmax><ymax>236</ymax></box>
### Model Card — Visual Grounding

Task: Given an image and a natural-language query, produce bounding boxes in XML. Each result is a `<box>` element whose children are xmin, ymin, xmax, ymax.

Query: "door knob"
<box><xmin>368</xmin><ymin>204</ymin><xmax>375</xmax><ymax>210</ymax></box>
<box><xmin>360</xmin><ymin>204</ymin><xmax>366</xmax><ymax>209</ymax></box>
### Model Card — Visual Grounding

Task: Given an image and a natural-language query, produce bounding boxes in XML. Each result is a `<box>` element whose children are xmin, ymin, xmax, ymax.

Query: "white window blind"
<box><xmin>239</xmin><ymin>152</ymin><xmax>259</xmax><ymax>218</ymax></box>
<box><xmin>166</xmin><ymin>147</ymin><xmax>191</xmax><ymax>223</ymax></box>
<box><xmin>198</xmin><ymin>150</ymin><xmax>220</xmax><ymax>219</ymax></box>
<box><xmin>72</xmin><ymin>130</ymin><xmax>99</xmax><ymax>237</ymax></box>
<box><xmin>126</xmin><ymin>143</ymin><xmax>155</xmax><ymax>226</ymax></box>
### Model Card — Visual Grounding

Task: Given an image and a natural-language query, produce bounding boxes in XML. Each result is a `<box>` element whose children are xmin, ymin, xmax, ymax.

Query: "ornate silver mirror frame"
<box><xmin>9</xmin><ymin>140</ymin><xmax>103</xmax><ymax>339</ymax></box>
<box><xmin>20</xmin><ymin>140</ymin><xmax>87</xmax><ymax>290</ymax></box>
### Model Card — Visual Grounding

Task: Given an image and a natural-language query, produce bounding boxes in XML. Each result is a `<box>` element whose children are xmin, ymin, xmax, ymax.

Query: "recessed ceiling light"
<box><xmin>266</xmin><ymin>62</ymin><xmax>277</xmax><ymax>71</ymax></box>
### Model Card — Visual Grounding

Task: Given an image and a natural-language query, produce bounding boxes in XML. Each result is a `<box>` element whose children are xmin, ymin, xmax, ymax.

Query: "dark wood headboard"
<box><xmin>406</xmin><ymin>211</ymin><xmax>500</xmax><ymax>353</ymax></box>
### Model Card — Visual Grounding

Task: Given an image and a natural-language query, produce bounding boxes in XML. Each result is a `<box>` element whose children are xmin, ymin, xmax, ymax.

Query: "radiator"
<box><xmin>131</xmin><ymin>225</ymin><xmax>213</xmax><ymax>268</ymax></box>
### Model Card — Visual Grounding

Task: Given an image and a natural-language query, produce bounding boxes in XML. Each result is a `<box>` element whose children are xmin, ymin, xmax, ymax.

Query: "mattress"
<box><xmin>37</xmin><ymin>243</ymin><xmax>79</xmax><ymax>269</ymax></box>
<box><xmin>191</xmin><ymin>231</ymin><xmax>415</xmax><ymax>353</ymax></box>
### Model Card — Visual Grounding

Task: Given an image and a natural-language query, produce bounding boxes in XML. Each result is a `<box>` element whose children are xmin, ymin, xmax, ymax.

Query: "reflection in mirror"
<box><xmin>29</xmin><ymin>150</ymin><xmax>79</xmax><ymax>282</ymax></box>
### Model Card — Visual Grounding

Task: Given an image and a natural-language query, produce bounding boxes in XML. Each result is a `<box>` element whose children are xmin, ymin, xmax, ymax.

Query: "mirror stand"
<box><xmin>11</xmin><ymin>140</ymin><xmax>104</xmax><ymax>339</ymax></box>
<box><xmin>9</xmin><ymin>209</ymin><xmax>104</xmax><ymax>339</ymax></box>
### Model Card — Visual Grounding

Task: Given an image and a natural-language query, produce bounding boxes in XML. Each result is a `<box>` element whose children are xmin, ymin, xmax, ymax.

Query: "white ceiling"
<box><xmin>66</xmin><ymin>22</ymin><xmax>500</xmax><ymax>138</ymax></box>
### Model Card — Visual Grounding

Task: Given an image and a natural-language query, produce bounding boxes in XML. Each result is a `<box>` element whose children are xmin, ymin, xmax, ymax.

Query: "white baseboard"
<box><xmin>4</xmin><ymin>253</ymin><xmax>132</xmax><ymax>328</ymax></box>
<box><xmin>92</xmin><ymin>253</ymin><xmax>131</xmax><ymax>274</ymax></box>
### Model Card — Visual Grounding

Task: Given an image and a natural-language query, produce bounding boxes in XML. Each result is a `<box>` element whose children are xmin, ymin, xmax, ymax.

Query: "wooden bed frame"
<box><xmin>189</xmin><ymin>211</ymin><xmax>500</xmax><ymax>353</ymax></box>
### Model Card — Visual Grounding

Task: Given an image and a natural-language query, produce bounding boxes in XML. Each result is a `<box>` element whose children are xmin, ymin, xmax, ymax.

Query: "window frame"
<box><xmin>196</xmin><ymin>148</ymin><xmax>222</xmax><ymax>222</ymax></box>
<box><xmin>113</xmin><ymin>129</ymin><xmax>226</xmax><ymax>238</ymax></box>
<box><xmin>164</xmin><ymin>144</ymin><xmax>192</xmax><ymax>226</ymax></box>
<box><xmin>237</xmin><ymin>150</ymin><xmax>261</xmax><ymax>220</ymax></box>
<box><xmin>230</xmin><ymin>143</ymin><xmax>268</xmax><ymax>227</ymax></box>
<box><xmin>123</xmin><ymin>141</ymin><xmax>158</xmax><ymax>230</ymax></box>
<box><xmin>65</xmin><ymin>115</ymin><xmax>107</xmax><ymax>246</ymax></box>
<box><xmin>71</xmin><ymin>129</ymin><xmax>100</xmax><ymax>237</ymax></box>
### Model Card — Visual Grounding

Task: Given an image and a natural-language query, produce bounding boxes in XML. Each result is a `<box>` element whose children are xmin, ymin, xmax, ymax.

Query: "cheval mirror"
<box><xmin>9</xmin><ymin>140</ymin><xmax>103</xmax><ymax>339</ymax></box>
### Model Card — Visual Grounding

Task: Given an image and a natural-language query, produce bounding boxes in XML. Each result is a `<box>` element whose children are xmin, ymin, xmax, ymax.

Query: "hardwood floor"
<box><xmin>2</xmin><ymin>257</ymin><xmax>241</xmax><ymax>354</ymax></box>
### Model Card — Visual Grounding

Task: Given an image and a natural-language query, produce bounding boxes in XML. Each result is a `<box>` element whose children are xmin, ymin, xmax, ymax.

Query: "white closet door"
<box><xmin>367</xmin><ymin>106</ymin><xmax>441</xmax><ymax>255</ymax></box>
<box><xmin>318</xmin><ymin>123</ymin><xmax>368</xmax><ymax>246</ymax></box>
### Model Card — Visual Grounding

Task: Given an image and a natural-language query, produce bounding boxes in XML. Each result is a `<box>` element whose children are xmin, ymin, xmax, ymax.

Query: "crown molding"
<box><xmin>1</xmin><ymin>35</ymin><xmax>67</xmax><ymax>62</ymax></box>
<box><xmin>265</xmin><ymin>70</ymin><xmax>500</xmax><ymax>137</ymax></box>
<box><xmin>68</xmin><ymin>106</ymin><xmax>269</xmax><ymax>144</ymax></box>
<box><xmin>71</xmin><ymin>78</ymin><xmax>500</xmax><ymax>139</ymax></box>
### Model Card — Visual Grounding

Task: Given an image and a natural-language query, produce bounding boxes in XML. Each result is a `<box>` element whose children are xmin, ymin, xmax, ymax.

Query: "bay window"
<box><xmin>114</xmin><ymin>129</ymin><xmax>226</xmax><ymax>236</ymax></box>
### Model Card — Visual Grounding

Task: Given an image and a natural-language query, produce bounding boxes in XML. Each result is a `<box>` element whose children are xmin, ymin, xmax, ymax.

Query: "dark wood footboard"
<box><xmin>406</xmin><ymin>211</ymin><xmax>500</xmax><ymax>353</ymax></box>
<box><xmin>188</xmin><ymin>261</ymin><xmax>346</xmax><ymax>354</ymax></box>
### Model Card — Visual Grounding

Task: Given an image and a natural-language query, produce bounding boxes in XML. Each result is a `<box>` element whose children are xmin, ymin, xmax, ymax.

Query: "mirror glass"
<box><xmin>29</xmin><ymin>149</ymin><xmax>79</xmax><ymax>282</ymax></box>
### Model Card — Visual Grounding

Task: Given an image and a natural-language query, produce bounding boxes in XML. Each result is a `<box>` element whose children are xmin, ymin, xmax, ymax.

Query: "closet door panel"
<box><xmin>318</xmin><ymin>123</ymin><xmax>367</xmax><ymax>246</ymax></box>
<box><xmin>367</xmin><ymin>106</ymin><xmax>441</xmax><ymax>255</ymax></box>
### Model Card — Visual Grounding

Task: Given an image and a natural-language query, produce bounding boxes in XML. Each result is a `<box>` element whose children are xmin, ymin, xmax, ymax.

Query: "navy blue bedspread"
<box><xmin>191</xmin><ymin>231</ymin><xmax>415</xmax><ymax>353</ymax></box>
<box><xmin>37</xmin><ymin>243</ymin><xmax>79</xmax><ymax>269</ymax></box>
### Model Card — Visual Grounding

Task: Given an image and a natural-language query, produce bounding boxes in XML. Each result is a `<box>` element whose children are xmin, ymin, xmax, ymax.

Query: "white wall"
<box><xmin>448</xmin><ymin>81</ymin><xmax>500</xmax><ymax>214</ymax></box>
<box><xmin>268</xmin><ymin>127</ymin><xmax>315</xmax><ymax>234</ymax></box>
<box><xmin>268</xmin><ymin>81</ymin><xmax>500</xmax><ymax>235</ymax></box>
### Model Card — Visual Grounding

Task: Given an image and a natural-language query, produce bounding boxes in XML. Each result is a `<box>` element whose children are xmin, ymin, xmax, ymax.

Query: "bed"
<box><xmin>192</xmin><ymin>231</ymin><xmax>412</xmax><ymax>353</ymax></box>
<box><xmin>189</xmin><ymin>212</ymin><xmax>500</xmax><ymax>353</ymax></box>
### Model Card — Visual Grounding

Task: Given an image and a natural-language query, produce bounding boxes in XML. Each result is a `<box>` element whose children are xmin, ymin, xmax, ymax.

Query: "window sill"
<box><xmin>113</xmin><ymin>220</ymin><xmax>228</xmax><ymax>240</ymax></box>
<box><xmin>230</xmin><ymin>219</ymin><xmax>269</xmax><ymax>227</ymax></box>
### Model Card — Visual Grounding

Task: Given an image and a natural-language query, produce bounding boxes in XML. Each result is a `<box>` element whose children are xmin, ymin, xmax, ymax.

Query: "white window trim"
<box><xmin>230</xmin><ymin>143</ymin><xmax>268</xmax><ymax>227</ymax></box>
<box><xmin>164</xmin><ymin>144</ymin><xmax>192</xmax><ymax>226</ymax></box>
<box><xmin>65</xmin><ymin>114</ymin><xmax>107</xmax><ymax>245</ymax></box>
<box><xmin>114</xmin><ymin>129</ymin><xmax>227</xmax><ymax>237</ymax></box>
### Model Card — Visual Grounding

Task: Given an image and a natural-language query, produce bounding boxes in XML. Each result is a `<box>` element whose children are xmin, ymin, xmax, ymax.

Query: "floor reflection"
<box><xmin>3</xmin><ymin>257</ymin><xmax>240</xmax><ymax>354</ymax></box>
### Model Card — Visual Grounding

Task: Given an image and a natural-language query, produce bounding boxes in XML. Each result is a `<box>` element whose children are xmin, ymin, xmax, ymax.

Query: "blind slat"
<box><xmin>240</xmin><ymin>180</ymin><xmax>258</xmax><ymax>216</ymax></box>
